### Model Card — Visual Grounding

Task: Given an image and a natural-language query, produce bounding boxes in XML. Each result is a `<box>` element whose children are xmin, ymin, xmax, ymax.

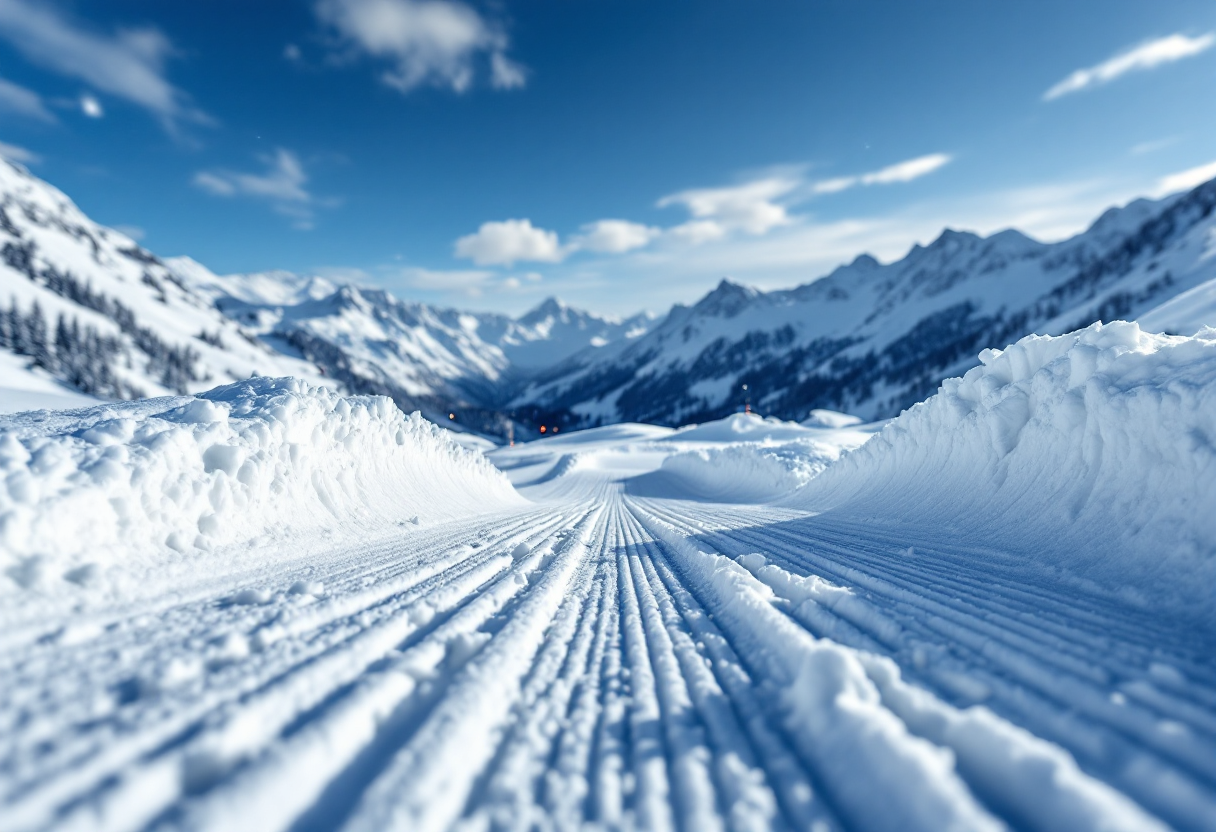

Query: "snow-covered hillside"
<box><xmin>0</xmin><ymin>161</ymin><xmax>328</xmax><ymax>406</ymax></box>
<box><xmin>1140</xmin><ymin>275</ymin><xmax>1216</xmax><ymax>336</ymax></box>
<box><xmin>515</xmin><ymin>180</ymin><xmax>1216</xmax><ymax>428</ymax></box>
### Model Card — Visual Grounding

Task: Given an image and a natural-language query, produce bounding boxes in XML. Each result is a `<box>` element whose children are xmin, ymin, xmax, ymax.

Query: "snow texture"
<box><xmin>0</xmin><ymin>377</ymin><xmax>519</xmax><ymax>594</ymax></box>
<box><xmin>794</xmin><ymin>321</ymin><xmax>1216</xmax><ymax>623</ymax></box>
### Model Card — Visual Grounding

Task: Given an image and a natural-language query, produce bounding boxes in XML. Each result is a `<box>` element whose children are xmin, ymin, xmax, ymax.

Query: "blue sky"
<box><xmin>1</xmin><ymin>0</ymin><xmax>1214</xmax><ymax>316</ymax></box>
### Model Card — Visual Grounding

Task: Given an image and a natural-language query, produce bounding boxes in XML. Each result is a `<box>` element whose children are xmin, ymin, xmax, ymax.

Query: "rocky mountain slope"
<box><xmin>514</xmin><ymin>180</ymin><xmax>1216</xmax><ymax>428</ymax></box>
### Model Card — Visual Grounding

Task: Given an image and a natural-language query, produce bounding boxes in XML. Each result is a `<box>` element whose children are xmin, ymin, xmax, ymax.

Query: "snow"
<box><xmin>1</xmin><ymin>355</ymin><xmax>1212</xmax><ymax>830</ymax></box>
<box><xmin>0</xmin><ymin>377</ymin><xmax>520</xmax><ymax>597</ymax></box>
<box><xmin>802</xmin><ymin>408</ymin><xmax>863</xmax><ymax>428</ymax></box>
<box><xmin>0</xmin><ymin>350</ymin><xmax>100</xmax><ymax>414</ymax></box>
<box><xmin>792</xmin><ymin>320</ymin><xmax>1216</xmax><ymax>624</ymax></box>
<box><xmin>1139</xmin><ymin>275</ymin><xmax>1216</xmax><ymax>335</ymax></box>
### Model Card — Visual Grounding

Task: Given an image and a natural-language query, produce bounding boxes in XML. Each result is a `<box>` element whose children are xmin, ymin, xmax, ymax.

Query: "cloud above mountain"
<box><xmin>0</xmin><ymin>76</ymin><xmax>55</xmax><ymax>123</ymax></box>
<box><xmin>0</xmin><ymin>0</ymin><xmax>207</xmax><ymax>130</ymax></box>
<box><xmin>315</xmin><ymin>0</ymin><xmax>526</xmax><ymax>93</ymax></box>
<box><xmin>455</xmin><ymin>219</ymin><xmax>562</xmax><ymax>266</ymax></box>
<box><xmin>193</xmin><ymin>149</ymin><xmax>328</xmax><ymax>230</ymax></box>
<box><xmin>1044</xmin><ymin>32</ymin><xmax>1215</xmax><ymax>101</ymax></box>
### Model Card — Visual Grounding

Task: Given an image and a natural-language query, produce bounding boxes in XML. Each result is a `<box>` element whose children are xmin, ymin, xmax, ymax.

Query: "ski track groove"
<box><xmin>1</xmin><ymin>477</ymin><xmax>1212</xmax><ymax>831</ymax></box>
<box><xmin>635</xmin><ymin>496</ymin><xmax>1216</xmax><ymax>831</ymax></box>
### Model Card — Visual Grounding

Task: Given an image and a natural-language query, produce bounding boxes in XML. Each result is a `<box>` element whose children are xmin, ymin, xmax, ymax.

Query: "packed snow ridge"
<box><xmin>0</xmin><ymin>378</ymin><xmax>519</xmax><ymax>594</ymax></box>
<box><xmin>794</xmin><ymin>320</ymin><xmax>1216</xmax><ymax>622</ymax></box>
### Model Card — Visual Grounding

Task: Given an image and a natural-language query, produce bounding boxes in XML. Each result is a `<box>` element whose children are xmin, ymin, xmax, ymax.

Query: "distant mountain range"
<box><xmin>516</xmin><ymin>185</ymin><xmax>1216</xmax><ymax>428</ymax></box>
<box><xmin>2</xmin><ymin>155</ymin><xmax>1214</xmax><ymax>436</ymax></box>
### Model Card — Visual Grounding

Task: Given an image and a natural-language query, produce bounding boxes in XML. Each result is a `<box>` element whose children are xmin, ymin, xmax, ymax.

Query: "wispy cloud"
<box><xmin>454</xmin><ymin>219</ymin><xmax>562</xmax><ymax>266</ymax></box>
<box><xmin>1044</xmin><ymin>32</ymin><xmax>1215</xmax><ymax>101</ymax></box>
<box><xmin>658</xmin><ymin>177</ymin><xmax>799</xmax><ymax>239</ymax></box>
<box><xmin>315</xmin><ymin>0</ymin><xmax>526</xmax><ymax>93</ymax></box>
<box><xmin>573</xmin><ymin>220</ymin><xmax>660</xmax><ymax>254</ymax></box>
<box><xmin>0</xmin><ymin>140</ymin><xmax>40</xmax><ymax>164</ymax></box>
<box><xmin>0</xmin><ymin>76</ymin><xmax>55</xmax><ymax>122</ymax></box>
<box><xmin>811</xmin><ymin>153</ymin><xmax>953</xmax><ymax>195</ymax></box>
<box><xmin>1130</xmin><ymin>136</ymin><xmax>1182</xmax><ymax>156</ymax></box>
<box><xmin>1154</xmin><ymin>159</ymin><xmax>1216</xmax><ymax>197</ymax></box>
<box><xmin>530</xmin><ymin>175</ymin><xmax>1163</xmax><ymax>315</ymax></box>
<box><xmin>0</xmin><ymin>0</ymin><xmax>208</xmax><ymax>131</ymax></box>
<box><xmin>193</xmin><ymin>149</ymin><xmax>327</xmax><ymax>229</ymax></box>
<box><xmin>453</xmin><ymin>153</ymin><xmax>955</xmax><ymax>271</ymax></box>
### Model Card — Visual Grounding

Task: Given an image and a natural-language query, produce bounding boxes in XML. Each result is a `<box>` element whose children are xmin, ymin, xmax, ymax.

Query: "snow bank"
<box><xmin>793</xmin><ymin>321</ymin><xmax>1216</xmax><ymax>622</ymax></box>
<box><xmin>801</xmin><ymin>409</ymin><xmax>863</xmax><ymax>429</ymax></box>
<box><xmin>0</xmin><ymin>378</ymin><xmax>520</xmax><ymax>593</ymax></box>
<box><xmin>664</xmin><ymin>412</ymin><xmax>816</xmax><ymax>444</ymax></box>
<box><xmin>656</xmin><ymin>440</ymin><xmax>845</xmax><ymax>503</ymax></box>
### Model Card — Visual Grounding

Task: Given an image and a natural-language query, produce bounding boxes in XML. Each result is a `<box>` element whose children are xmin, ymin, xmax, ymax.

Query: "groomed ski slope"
<box><xmin>1</xmin><ymin>326</ymin><xmax>1215</xmax><ymax>832</ymax></box>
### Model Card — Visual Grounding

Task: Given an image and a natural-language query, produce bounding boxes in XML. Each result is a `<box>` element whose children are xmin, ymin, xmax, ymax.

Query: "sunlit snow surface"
<box><xmin>1</xmin><ymin>325</ymin><xmax>1214</xmax><ymax>832</ymax></box>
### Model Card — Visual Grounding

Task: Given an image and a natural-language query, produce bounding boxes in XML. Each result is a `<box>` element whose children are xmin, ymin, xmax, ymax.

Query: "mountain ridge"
<box><xmin>2</xmin><ymin>155</ymin><xmax>1214</xmax><ymax>438</ymax></box>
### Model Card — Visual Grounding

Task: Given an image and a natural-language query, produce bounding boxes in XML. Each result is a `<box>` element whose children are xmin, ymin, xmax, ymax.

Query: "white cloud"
<box><xmin>1155</xmin><ymin>159</ymin><xmax>1216</xmax><ymax>196</ymax></box>
<box><xmin>490</xmin><ymin>51</ymin><xmax>526</xmax><ymax>90</ymax></box>
<box><xmin>574</xmin><ymin>219</ymin><xmax>660</xmax><ymax>254</ymax></box>
<box><xmin>315</xmin><ymin>0</ymin><xmax>526</xmax><ymax>93</ymax></box>
<box><xmin>112</xmin><ymin>224</ymin><xmax>145</xmax><ymax>241</ymax></box>
<box><xmin>658</xmin><ymin>177</ymin><xmax>799</xmax><ymax>236</ymax></box>
<box><xmin>455</xmin><ymin>219</ymin><xmax>563</xmax><ymax>266</ymax></box>
<box><xmin>810</xmin><ymin>153</ymin><xmax>952</xmax><ymax>194</ymax></box>
<box><xmin>0</xmin><ymin>140</ymin><xmax>40</xmax><ymax>164</ymax></box>
<box><xmin>80</xmin><ymin>94</ymin><xmax>104</xmax><ymax>118</ymax></box>
<box><xmin>1044</xmin><ymin>32</ymin><xmax>1215</xmax><ymax>101</ymax></box>
<box><xmin>0</xmin><ymin>0</ymin><xmax>207</xmax><ymax>129</ymax></box>
<box><xmin>0</xmin><ymin>76</ymin><xmax>54</xmax><ymax>122</ymax></box>
<box><xmin>666</xmin><ymin>219</ymin><xmax>727</xmax><ymax>245</ymax></box>
<box><xmin>193</xmin><ymin>149</ymin><xmax>321</xmax><ymax>229</ymax></box>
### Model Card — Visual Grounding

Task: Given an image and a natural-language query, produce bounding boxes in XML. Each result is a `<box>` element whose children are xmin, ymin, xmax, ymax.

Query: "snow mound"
<box><xmin>666</xmin><ymin>412</ymin><xmax>818</xmax><ymax>443</ymax></box>
<box><xmin>655</xmin><ymin>440</ymin><xmax>846</xmax><ymax>503</ymax></box>
<box><xmin>0</xmin><ymin>378</ymin><xmax>520</xmax><ymax>592</ymax></box>
<box><xmin>801</xmin><ymin>409</ymin><xmax>863</xmax><ymax>429</ymax></box>
<box><xmin>793</xmin><ymin>321</ymin><xmax>1216</xmax><ymax>622</ymax></box>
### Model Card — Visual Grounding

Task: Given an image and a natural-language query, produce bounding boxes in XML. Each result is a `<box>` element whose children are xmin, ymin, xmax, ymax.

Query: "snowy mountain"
<box><xmin>164</xmin><ymin>258</ymin><xmax>655</xmax><ymax>434</ymax></box>
<box><xmin>5</xmin><ymin>154</ymin><xmax>1214</xmax><ymax>439</ymax></box>
<box><xmin>0</xmin><ymin>158</ymin><xmax>652</xmax><ymax>430</ymax></box>
<box><xmin>513</xmin><ymin>179</ymin><xmax>1216</xmax><ymax>427</ymax></box>
<box><xmin>497</xmin><ymin>296</ymin><xmax>655</xmax><ymax>370</ymax></box>
<box><xmin>0</xmin><ymin>159</ymin><xmax>327</xmax><ymax>405</ymax></box>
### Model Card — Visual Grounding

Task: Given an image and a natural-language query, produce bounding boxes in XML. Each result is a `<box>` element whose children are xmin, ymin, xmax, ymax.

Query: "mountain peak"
<box><xmin>693</xmin><ymin>278</ymin><xmax>760</xmax><ymax>318</ymax></box>
<box><xmin>518</xmin><ymin>296</ymin><xmax>575</xmax><ymax>326</ymax></box>
<box><xmin>929</xmin><ymin>228</ymin><xmax>981</xmax><ymax>248</ymax></box>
